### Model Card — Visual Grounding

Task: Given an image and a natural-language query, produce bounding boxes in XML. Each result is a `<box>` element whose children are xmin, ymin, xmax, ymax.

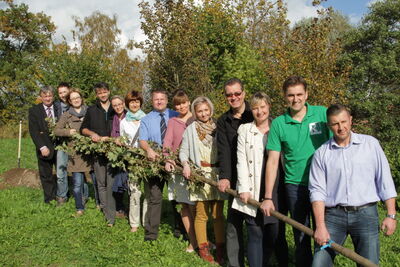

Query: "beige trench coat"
<box><xmin>54</xmin><ymin>111</ymin><xmax>91</xmax><ymax>172</ymax></box>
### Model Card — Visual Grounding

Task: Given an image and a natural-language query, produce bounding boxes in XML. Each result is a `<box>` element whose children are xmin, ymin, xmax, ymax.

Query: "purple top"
<box><xmin>163</xmin><ymin>117</ymin><xmax>194</xmax><ymax>154</ymax></box>
<box><xmin>309</xmin><ymin>132</ymin><xmax>397</xmax><ymax>207</ymax></box>
<box><xmin>111</xmin><ymin>112</ymin><xmax>126</xmax><ymax>137</ymax></box>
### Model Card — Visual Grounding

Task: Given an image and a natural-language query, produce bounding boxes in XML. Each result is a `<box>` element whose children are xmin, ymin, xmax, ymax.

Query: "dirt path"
<box><xmin>0</xmin><ymin>168</ymin><xmax>41</xmax><ymax>189</ymax></box>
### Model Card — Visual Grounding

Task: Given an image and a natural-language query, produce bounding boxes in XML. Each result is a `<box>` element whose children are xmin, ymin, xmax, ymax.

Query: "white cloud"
<box><xmin>367</xmin><ymin>0</ymin><xmax>382</xmax><ymax>7</ymax></box>
<box><xmin>285</xmin><ymin>0</ymin><xmax>319</xmax><ymax>24</ymax></box>
<box><xmin>13</xmin><ymin>0</ymin><xmax>144</xmax><ymax>56</ymax></box>
<box><xmin>348</xmin><ymin>13</ymin><xmax>363</xmax><ymax>25</ymax></box>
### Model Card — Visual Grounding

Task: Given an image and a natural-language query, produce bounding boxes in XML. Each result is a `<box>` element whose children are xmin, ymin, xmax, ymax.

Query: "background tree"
<box><xmin>0</xmin><ymin>0</ymin><xmax>55</xmax><ymax>124</ymax></box>
<box><xmin>40</xmin><ymin>11</ymin><xmax>145</xmax><ymax>104</ymax></box>
<box><xmin>240</xmin><ymin>0</ymin><xmax>349</xmax><ymax>115</ymax></box>
<box><xmin>136</xmin><ymin>0</ymin><xmax>267</xmax><ymax>115</ymax></box>
<box><xmin>138</xmin><ymin>0</ymin><xmax>349</xmax><ymax>116</ymax></box>
<box><xmin>341</xmin><ymin>0</ymin><xmax>400</xmax><ymax>187</ymax></box>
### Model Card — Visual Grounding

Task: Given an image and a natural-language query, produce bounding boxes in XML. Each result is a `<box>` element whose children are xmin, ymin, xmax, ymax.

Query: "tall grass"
<box><xmin>0</xmin><ymin>122</ymin><xmax>30</xmax><ymax>139</ymax></box>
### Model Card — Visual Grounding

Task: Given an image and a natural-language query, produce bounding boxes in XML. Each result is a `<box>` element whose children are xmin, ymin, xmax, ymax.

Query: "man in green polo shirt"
<box><xmin>260</xmin><ymin>76</ymin><xmax>331</xmax><ymax>267</ymax></box>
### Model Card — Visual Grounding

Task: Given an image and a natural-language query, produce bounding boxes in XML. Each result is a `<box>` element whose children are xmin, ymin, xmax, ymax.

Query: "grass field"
<box><xmin>0</xmin><ymin>138</ymin><xmax>37</xmax><ymax>174</ymax></box>
<box><xmin>0</xmin><ymin>138</ymin><xmax>399</xmax><ymax>266</ymax></box>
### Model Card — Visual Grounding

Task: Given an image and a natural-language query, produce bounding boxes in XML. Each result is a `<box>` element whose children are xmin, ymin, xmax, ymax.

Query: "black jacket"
<box><xmin>28</xmin><ymin>103</ymin><xmax>60</xmax><ymax>159</ymax></box>
<box><xmin>216</xmin><ymin>102</ymin><xmax>254</xmax><ymax>188</ymax></box>
<box><xmin>80</xmin><ymin>100</ymin><xmax>115</xmax><ymax>137</ymax></box>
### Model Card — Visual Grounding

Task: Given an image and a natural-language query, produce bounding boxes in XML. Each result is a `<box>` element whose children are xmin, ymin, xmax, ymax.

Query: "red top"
<box><xmin>163</xmin><ymin>116</ymin><xmax>194</xmax><ymax>155</ymax></box>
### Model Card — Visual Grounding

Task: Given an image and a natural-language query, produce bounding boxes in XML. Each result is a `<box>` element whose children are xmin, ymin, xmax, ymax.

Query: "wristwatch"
<box><xmin>386</xmin><ymin>214</ymin><xmax>397</xmax><ymax>220</ymax></box>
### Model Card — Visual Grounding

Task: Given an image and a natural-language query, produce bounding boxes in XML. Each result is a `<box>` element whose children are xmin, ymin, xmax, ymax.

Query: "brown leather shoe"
<box><xmin>56</xmin><ymin>197</ymin><xmax>67</xmax><ymax>206</ymax></box>
<box><xmin>215</xmin><ymin>243</ymin><xmax>225</xmax><ymax>266</ymax></box>
<box><xmin>116</xmin><ymin>210</ymin><xmax>126</xmax><ymax>218</ymax></box>
<box><xmin>74</xmin><ymin>210</ymin><xmax>84</xmax><ymax>217</ymax></box>
<box><xmin>198</xmin><ymin>243</ymin><xmax>216</xmax><ymax>264</ymax></box>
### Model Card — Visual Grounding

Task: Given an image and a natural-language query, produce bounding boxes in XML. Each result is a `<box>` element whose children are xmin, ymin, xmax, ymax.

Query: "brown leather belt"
<box><xmin>200</xmin><ymin>161</ymin><xmax>219</xmax><ymax>167</ymax></box>
<box><xmin>328</xmin><ymin>202</ymin><xmax>376</xmax><ymax>212</ymax></box>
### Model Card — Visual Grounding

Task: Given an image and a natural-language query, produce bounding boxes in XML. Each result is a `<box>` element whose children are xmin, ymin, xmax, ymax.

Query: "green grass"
<box><xmin>0</xmin><ymin>138</ymin><xmax>37</xmax><ymax>173</ymax></box>
<box><xmin>0</xmin><ymin>138</ymin><xmax>399</xmax><ymax>266</ymax></box>
<box><xmin>0</xmin><ymin>187</ymin><xmax>211</xmax><ymax>267</ymax></box>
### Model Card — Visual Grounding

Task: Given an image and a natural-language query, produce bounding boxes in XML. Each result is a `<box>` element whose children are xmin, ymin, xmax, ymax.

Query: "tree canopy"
<box><xmin>0</xmin><ymin>1</ymin><xmax>55</xmax><ymax>122</ymax></box>
<box><xmin>341</xmin><ymin>0</ymin><xmax>400</xmax><ymax>182</ymax></box>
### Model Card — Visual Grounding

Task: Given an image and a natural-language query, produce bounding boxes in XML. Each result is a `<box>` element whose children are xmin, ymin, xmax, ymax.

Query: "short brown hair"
<box><xmin>66</xmin><ymin>88</ymin><xmax>84</xmax><ymax>104</ymax></box>
<box><xmin>125</xmin><ymin>90</ymin><xmax>143</xmax><ymax>107</ymax></box>
<box><xmin>327</xmin><ymin>104</ymin><xmax>351</xmax><ymax>119</ymax></box>
<box><xmin>172</xmin><ymin>90</ymin><xmax>190</xmax><ymax>106</ymax></box>
<box><xmin>282</xmin><ymin>76</ymin><xmax>307</xmax><ymax>93</ymax></box>
<box><xmin>224</xmin><ymin>78</ymin><xmax>244</xmax><ymax>92</ymax></box>
<box><xmin>93</xmin><ymin>82</ymin><xmax>110</xmax><ymax>93</ymax></box>
<box><xmin>57</xmin><ymin>82</ymin><xmax>70</xmax><ymax>90</ymax></box>
<box><xmin>151</xmin><ymin>89</ymin><xmax>168</xmax><ymax>98</ymax></box>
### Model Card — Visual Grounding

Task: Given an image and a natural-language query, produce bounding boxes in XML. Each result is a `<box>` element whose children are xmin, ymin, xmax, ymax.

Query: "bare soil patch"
<box><xmin>0</xmin><ymin>168</ymin><xmax>41</xmax><ymax>189</ymax></box>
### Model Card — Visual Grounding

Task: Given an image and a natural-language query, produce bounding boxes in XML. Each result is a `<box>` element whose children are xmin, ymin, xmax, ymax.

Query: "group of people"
<box><xmin>28</xmin><ymin>76</ymin><xmax>397</xmax><ymax>267</ymax></box>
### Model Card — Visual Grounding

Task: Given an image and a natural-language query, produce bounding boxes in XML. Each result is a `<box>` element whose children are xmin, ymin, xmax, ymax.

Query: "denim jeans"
<box><xmin>56</xmin><ymin>150</ymin><xmax>69</xmax><ymax>198</ymax></box>
<box><xmin>90</xmin><ymin>170</ymin><xmax>100</xmax><ymax>206</ymax></box>
<box><xmin>312</xmin><ymin>204</ymin><xmax>379</xmax><ymax>267</ymax></box>
<box><xmin>285</xmin><ymin>183</ymin><xmax>313</xmax><ymax>267</ymax></box>
<box><xmin>72</xmin><ymin>172</ymin><xmax>88</xmax><ymax>211</ymax></box>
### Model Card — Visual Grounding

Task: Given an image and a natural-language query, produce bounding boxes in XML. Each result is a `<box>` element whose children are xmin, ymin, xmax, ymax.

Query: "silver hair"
<box><xmin>191</xmin><ymin>96</ymin><xmax>214</xmax><ymax>119</ymax></box>
<box><xmin>110</xmin><ymin>95</ymin><xmax>124</xmax><ymax>103</ymax></box>
<box><xmin>39</xmin><ymin>86</ymin><xmax>54</xmax><ymax>96</ymax></box>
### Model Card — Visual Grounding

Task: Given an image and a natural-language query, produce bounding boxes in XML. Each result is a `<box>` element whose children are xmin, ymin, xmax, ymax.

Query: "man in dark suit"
<box><xmin>29</xmin><ymin>86</ymin><xmax>59</xmax><ymax>203</ymax></box>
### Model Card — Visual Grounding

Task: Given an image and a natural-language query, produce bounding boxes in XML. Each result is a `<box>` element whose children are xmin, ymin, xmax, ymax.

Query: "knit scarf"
<box><xmin>195</xmin><ymin>119</ymin><xmax>216</xmax><ymax>147</ymax></box>
<box><xmin>68</xmin><ymin>105</ymin><xmax>87</xmax><ymax>118</ymax></box>
<box><xmin>125</xmin><ymin>109</ymin><xmax>146</xmax><ymax>122</ymax></box>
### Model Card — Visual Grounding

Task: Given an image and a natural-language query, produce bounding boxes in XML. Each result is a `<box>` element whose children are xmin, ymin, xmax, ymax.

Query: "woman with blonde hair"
<box><xmin>232</xmin><ymin>92</ymin><xmax>288</xmax><ymax>267</ymax></box>
<box><xmin>179</xmin><ymin>96</ymin><xmax>226</xmax><ymax>265</ymax></box>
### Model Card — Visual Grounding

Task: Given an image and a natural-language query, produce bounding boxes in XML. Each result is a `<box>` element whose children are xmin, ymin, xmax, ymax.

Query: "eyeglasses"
<box><xmin>112</xmin><ymin>103</ymin><xmax>124</xmax><ymax>108</ymax></box>
<box><xmin>70</xmin><ymin>96</ymin><xmax>81</xmax><ymax>101</ymax></box>
<box><xmin>225</xmin><ymin>91</ymin><xmax>243</xmax><ymax>98</ymax></box>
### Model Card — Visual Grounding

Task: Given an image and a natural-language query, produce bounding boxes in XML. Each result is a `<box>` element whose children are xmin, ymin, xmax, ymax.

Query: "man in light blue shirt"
<box><xmin>309</xmin><ymin>104</ymin><xmax>397</xmax><ymax>266</ymax></box>
<box><xmin>139</xmin><ymin>89</ymin><xmax>178</xmax><ymax>241</ymax></box>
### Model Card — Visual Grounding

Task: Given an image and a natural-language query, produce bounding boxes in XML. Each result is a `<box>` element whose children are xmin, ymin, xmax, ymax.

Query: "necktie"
<box><xmin>46</xmin><ymin>107</ymin><xmax>52</xmax><ymax>118</ymax></box>
<box><xmin>160</xmin><ymin>113</ymin><xmax>166</xmax><ymax>142</ymax></box>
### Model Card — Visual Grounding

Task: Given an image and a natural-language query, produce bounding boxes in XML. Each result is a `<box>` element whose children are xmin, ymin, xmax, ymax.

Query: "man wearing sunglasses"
<box><xmin>217</xmin><ymin>78</ymin><xmax>254</xmax><ymax>267</ymax></box>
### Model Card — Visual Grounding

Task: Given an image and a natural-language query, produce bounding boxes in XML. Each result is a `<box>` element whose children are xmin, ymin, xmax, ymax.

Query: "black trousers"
<box><xmin>246</xmin><ymin>219</ymin><xmax>288</xmax><ymax>267</ymax></box>
<box><xmin>226</xmin><ymin>196</ymin><xmax>245</xmax><ymax>267</ymax></box>
<box><xmin>143</xmin><ymin>176</ymin><xmax>165</xmax><ymax>240</ymax></box>
<box><xmin>37</xmin><ymin>151</ymin><xmax>57</xmax><ymax>203</ymax></box>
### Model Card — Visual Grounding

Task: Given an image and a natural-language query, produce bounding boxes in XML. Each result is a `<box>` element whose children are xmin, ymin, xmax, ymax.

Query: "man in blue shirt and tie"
<box><xmin>139</xmin><ymin>89</ymin><xmax>178</xmax><ymax>241</ymax></box>
<box><xmin>309</xmin><ymin>104</ymin><xmax>397</xmax><ymax>266</ymax></box>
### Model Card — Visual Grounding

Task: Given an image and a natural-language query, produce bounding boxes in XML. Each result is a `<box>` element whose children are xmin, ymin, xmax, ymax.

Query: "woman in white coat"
<box><xmin>232</xmin><ymin>92</ymin><xmax>288</xmax><ymax>267</ymax></box>
<box><xmin>119</xmin><ymin>90</ymin><xmax>146</xmax><ymax>232</ymax></box>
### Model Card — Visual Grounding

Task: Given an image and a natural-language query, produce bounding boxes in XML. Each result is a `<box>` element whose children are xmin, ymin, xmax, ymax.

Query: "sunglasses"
<box><xmin>225</xmin><ymin>91</ymin><xmax>243</xmax><ymax>98</ymax></box>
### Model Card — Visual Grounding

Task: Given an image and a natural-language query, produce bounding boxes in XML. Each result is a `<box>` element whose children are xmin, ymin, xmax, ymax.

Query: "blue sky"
<box><xmin>321</xmin><ymin>0</ymin><xmax>375</xmax><ymax>24</ymax></box>
<box><xmin>3</xmin><ymin>0</ymin><xmax>378</xmax><ymax>57</ymax></box>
